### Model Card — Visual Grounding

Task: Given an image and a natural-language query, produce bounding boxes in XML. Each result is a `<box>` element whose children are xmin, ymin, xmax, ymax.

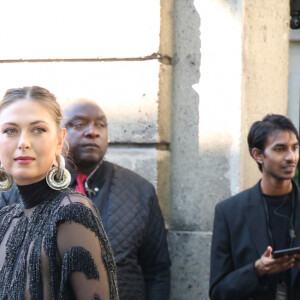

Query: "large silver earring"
<box><xmin>46</xmin><ymin>155</ymin><xmax>71</xmax><ymax>190</ymax></box>
<box><xmin>0</xmin><ymin>164</ymin><xmax>13</xmax><ymax>192</ymax></box>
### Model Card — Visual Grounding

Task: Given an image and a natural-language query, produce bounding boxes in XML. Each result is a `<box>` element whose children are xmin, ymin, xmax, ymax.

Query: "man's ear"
<box><xmin>251</xmin><ymin>147</ymin><xmax>264</xmax><ymax>164</ymax></box>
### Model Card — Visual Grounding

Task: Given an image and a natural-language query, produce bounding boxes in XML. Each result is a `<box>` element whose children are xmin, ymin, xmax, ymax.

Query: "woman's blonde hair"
<box><xmin>1</xmin><ymin>86</ymin><xmax>63</xmax><ymax>130</ymax></box>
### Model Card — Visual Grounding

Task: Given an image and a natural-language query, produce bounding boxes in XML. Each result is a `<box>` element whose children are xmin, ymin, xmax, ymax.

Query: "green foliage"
<box><xmin>295</xmin><ymin>166</ymin><xmax>299</xmax><ymax>185</ymax></box>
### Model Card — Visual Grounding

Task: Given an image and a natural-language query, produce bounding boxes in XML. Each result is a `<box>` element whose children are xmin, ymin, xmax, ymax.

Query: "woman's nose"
<box><xmin>18</xmin><ymin>132</ymin><xmax>30</xmax><ymax>150</ymax></box>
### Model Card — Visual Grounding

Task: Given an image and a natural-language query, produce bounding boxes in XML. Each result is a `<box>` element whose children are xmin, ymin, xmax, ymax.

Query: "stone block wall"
<box><xmin>0</xmin><ymin>0</ymin><xmax>173</xmax><ymax>221</ymax></box>
<box><xmin>240</xmin><ymin>0</ymin><xmax>290</xmax><ymax>190</ymax></box>
<box><xmin>169</xmin><ymin>1</ymin><xmax>242</xmax><ymax>298</ymax></box>
<box><xmin>170</xmin><ymin>0</ymin><xmax>289</xmax><ymax>299</ymax></box>
<box><xmin>0</xmin><ymin>0</ymin><xmax>291</xmax><ymax>299</ymax></box>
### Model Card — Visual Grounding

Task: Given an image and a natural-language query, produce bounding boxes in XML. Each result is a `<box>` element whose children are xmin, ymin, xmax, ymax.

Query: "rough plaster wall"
<box><xmin>170</xmin><ymin>0</ymin><xmax>242</xmax><ymax>299</ymax></box>
<box><xmin>288</xmin><ymin>29</ymin><xmax>300</xmax><ymax>131</ymax></box>
<box><xmin>240</xmin><ymin>0</ymin><xmax>290</xmax><ymax>190</ymax></box>
<box><xmin>169</xmin><ymin>0</ymin><xmax>289</xmax><ymax>299</ymax></box>
<box><xmin>0</xmin><ymin>0</ymin><xmax>173</xmax><ymax>220</ymax></box>
<box><xmin>0</xmin><ymin>1</ymin><xmax>161</xmax><ymax>59</ymax></box>
<box><xmin>169</xmin><ymin>0</ymin><xmax>289</xmax><ymax>297</ymax></box>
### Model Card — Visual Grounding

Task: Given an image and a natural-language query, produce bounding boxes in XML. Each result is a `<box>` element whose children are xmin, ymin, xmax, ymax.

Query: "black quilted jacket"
<box><xmin>0</xmin><ymin>161</ymin><xmax>171</xmax><ymax>300</ymax></box>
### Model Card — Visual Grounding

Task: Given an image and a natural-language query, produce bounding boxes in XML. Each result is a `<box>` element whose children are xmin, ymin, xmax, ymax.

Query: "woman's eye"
<box><xmin>33</xmin><ymin>128</ymin><xmax>46</xmax><ymax>134</ymax></box>
<box><xmin>3</xmin><ymin>128</ymin><xmax>17</xmax><ymax>135</ymax></box>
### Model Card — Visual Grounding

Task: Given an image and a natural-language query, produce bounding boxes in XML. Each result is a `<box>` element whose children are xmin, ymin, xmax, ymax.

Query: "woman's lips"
<box><xmin>14</xmin><ymin>156</ymin><xmax>35</xmax><ymax>165</ymax></box>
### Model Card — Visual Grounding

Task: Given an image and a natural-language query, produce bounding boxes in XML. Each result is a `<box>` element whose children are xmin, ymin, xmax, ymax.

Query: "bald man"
<box><xmin>62</xmin><ymin>99</ymin><xmax>171</xmax><ymax>300</ymax></box>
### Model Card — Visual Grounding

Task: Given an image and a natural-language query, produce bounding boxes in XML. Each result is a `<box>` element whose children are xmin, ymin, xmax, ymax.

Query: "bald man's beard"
<box><xmin>76</xmin><ymin>158</ymin><xmax>100</xmax><ymax>171</ymax></box>
<box><xmin>66</xmin><ymin>152</ymin><xmax>103</xmax><ymax>174</ymax></box>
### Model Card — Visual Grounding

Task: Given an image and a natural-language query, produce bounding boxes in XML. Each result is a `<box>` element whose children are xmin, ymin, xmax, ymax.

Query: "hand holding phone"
<box><xmin>272</xmin><ymin>246</ymin><xmax>300</xmax><ymax>258</ymax></box>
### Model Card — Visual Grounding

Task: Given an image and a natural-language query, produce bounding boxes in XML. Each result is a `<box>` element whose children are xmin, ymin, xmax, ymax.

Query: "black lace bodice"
<box><xmin>0</xmin><ymin>181</ymin><xmax>119</xmax><ymax>300</ymax></box>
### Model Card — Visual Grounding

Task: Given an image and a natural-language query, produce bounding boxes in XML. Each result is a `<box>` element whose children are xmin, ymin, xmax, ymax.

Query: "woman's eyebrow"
<box><xmin>30</xmin><ymin>120</ymin><xmax>49</xmax><ymax>125</ymax></box>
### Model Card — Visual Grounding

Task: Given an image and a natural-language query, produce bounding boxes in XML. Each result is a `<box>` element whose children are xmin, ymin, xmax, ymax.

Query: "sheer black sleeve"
<box><xmin>53</xmin><ymin>195</ymin><xmax>118</xmax><ymax>300</ymax></box>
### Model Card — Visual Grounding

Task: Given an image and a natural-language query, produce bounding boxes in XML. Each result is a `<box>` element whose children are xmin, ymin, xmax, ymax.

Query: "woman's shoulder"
<box><xmin>58</xmin><ymin>189</ymin><xmax>96</xmax><ymax>211</ymax></box>
<box><xmin>50</xmin><ymin>189</ymin><xmax>101</xmax><ymax>227</ymax></box>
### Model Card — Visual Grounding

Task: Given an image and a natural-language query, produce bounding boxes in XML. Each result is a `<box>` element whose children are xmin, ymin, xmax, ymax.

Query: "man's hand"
<box><xmin>254</xmin><ymin>246</ymin><xmax>295</xmax><ymax>277</ymax></box>
<box><xmin>293</xmin><ymin>253</ymin><xmax>300</xmax><ymax>270</ymax></box>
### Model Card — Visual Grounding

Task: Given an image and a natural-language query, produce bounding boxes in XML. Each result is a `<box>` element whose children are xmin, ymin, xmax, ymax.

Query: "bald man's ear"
<box><xmin>251</xmin><ymin>148</ymin><xmax>264</xmax><ymax>165</ymax></box>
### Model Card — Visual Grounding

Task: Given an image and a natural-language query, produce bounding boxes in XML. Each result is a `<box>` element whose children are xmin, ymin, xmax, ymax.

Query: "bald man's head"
<box><xmin>63</xmin><ymin>98</ymin><xmax>108</xmax><ymax>175</ymax></box>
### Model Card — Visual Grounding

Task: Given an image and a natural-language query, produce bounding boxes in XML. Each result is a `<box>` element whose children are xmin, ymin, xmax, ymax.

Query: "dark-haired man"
<box><xmin>62</xmin><ymin>98</ymin><xmax>170</xmax><ymax>300</ymax></box>
<box><xmin>210</xmin><ymin>114</ymin><xmax>300</xmax><ymax>299</ymax></box>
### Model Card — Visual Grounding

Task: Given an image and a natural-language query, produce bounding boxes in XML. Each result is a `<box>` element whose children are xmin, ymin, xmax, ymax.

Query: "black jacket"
<box><xmin>0</xmin><ymin>161</ymin><xmax>171</xmax><ymax>300</ymax></box>
<box><xmin>70</xmin><ymin>161</ymin><xmax>171</xmax><ymax>300</ymax></box>
<box><xmin>209</xmin><ymin>181</ymin><xmax>300</xmax><ymax>300</ymax></box>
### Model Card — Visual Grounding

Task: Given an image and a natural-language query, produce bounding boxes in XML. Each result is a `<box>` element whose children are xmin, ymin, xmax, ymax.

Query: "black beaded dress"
<box><xmin>0</xmin><ymin>179</ymin><xmax>119</xmax><ymax>300</ymax></box>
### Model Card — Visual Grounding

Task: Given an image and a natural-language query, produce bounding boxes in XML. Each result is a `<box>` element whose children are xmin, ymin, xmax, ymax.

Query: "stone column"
<box><xmin>169</xmin><ymin>0</ymin><xmax>290</xmax><ymax>299</ymax></box>
<box><xmin>240</xmin><ymin>0</ymin><xmax>290</xmax><ymax>189</ymax></box>
<box><xmin>169</xmin><ymin>0</ymin><xmax>243</xmax><ymax>299</ymax></box>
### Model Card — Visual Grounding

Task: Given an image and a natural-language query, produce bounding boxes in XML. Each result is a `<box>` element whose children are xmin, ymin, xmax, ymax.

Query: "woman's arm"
<box><xmin>55</xmin><ymin>196</ymin><xmax>118</xmax><ymax>300</ymax></box>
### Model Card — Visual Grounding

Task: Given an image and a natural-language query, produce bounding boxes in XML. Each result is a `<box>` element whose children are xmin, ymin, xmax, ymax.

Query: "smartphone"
<box><xmin>272</xmin><ymin>246</ymin><xmax>300</xmax><ymax>258</ymax></box>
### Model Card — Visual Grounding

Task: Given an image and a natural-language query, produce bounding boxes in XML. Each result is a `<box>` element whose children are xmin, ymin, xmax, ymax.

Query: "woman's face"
<box><xmin>0</xmin><ymin>99</ymin><xmax>65</xmax><ymax>185</ymax></box>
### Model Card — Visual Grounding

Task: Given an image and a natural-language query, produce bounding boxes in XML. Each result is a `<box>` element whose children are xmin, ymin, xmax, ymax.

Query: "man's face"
<box><xmin>63</xmin><ymin>102</ymin><xmax>108</xmax><ymax>172</ymax></box>
<box><xmin>260</xmin><ymin>130</ymin><xmax>299</xmax><ymax>181</ymax></box>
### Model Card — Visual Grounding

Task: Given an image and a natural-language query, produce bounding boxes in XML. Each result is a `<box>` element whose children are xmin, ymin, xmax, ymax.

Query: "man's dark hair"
<box><xmin>247</xmin><ymin>114</ymin><xmax>299</xmax><ymax>172</ymax></box>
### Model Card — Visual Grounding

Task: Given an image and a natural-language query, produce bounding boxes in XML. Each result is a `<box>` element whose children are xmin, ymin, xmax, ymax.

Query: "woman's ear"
<box><xmin>56</xmin><ymin>128</ymin><xmax>66</xmax><ymax>156</ymax></box>
<box><xmin>251</xmin><ymin>147</ymin><xmax>263</xmax><ymax>164</ymax></box>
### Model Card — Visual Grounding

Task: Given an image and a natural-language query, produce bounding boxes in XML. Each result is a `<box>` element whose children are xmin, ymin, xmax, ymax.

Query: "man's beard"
<box><xmin>76</xmin><ymin>157</ymin><xmax>101</xmax><ymax>171</ymax></box>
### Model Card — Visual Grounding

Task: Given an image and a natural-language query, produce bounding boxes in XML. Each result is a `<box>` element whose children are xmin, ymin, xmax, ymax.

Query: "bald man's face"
<box><xmin>63</xmin><ymin>102</ymin><xmax>108</xmax><ymax>172</ymax></box>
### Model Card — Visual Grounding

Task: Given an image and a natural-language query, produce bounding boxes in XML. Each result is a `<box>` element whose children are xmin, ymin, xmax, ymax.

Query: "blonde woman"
<box><xmin>0</xmin><ymin>86</ymin><xmax>118</xmax><ymax>300</ymax></box>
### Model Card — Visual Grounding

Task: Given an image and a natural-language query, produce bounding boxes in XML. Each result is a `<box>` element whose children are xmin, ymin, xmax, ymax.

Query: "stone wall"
<box><xmin>169</xmin><ymin>1</ymin><xmax>242</xmax><ymax>298</ymax></box>
<box><xmin>240</xmin><ymin>0</ymin><xmax>290</xmax><ymax>190</ymax></box>
<box><xmin>0</xmin><ymin>0</ymin><xmax>173</xmax><ymax>219</ymax></box>
<box><xmin>0</xmin><ymin>0</ymin><xmax>291</xmax><ymax>299</ymax></box>
<box><xmin>169</xmin><ymin>0</ymin><xmax>289</xmax><ymax>299</ymax></box>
